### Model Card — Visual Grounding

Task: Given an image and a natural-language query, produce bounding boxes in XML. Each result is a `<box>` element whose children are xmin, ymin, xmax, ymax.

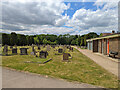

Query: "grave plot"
<box><xmin>10</xmin><ymin>46</ymin><xmax>13</xmax><ymax>49</ymax></box>
<box><xmin>69</xmin><ymin>47</ymin><xmax>73</xmax><ymax>52</ymax></box>
<box><xmin>55</xmin><ymin>48</ymin><xmax>63</xmax><ymax>55</ymax></box>
<box><xmin>39</xmin><ymin>51</ymin><xmax>48</xmax><ymax>58</ymax></box>
<box><xmin>3</xmin><ymin>45</ymin><xmax>8</xmax><ymax>56</ymax></box>
<box><xmin>63</xmin><ymin>53</ymin><xmax>72</xmax><ymax>62</ymax></box>
<box><xmin>20</xmin><ymin>48</ymin><xmax>29</xmax><ymax>55</ymax></box>
<box><xmin>38</xmin><ymin>46</ymin><xmax>41</xmax><ymax>50</ymax></box>
<box><xmin>12</xmin><ymin>48</ymin><xmax>17</xmax><ymax>54</ymax></box>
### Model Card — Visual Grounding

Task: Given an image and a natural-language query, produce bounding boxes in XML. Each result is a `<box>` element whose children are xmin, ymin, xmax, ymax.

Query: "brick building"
<box><xmin>87</xmin><ymin>33</ymin><xmax>120</xmax><ymax>58</ymax></box>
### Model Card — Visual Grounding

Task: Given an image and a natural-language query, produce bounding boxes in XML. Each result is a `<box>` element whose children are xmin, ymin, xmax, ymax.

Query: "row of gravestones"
<box><xmin>3</xmin><ymin>45</ymin><xmax>29</xmax><ymax>55</ymax></box>
<box><xmin>3</xmin><ymin>45</ymin><xmax>73</xmax><ymax>61</ymax></box>
<box><xmin>3</xmin><ymin>45</ymin><xmax>49</xmax><ymax>59</ymax></box>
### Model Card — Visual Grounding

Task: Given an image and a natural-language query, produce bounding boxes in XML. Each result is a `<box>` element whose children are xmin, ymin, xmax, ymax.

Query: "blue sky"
<box><xmin>63</xmin><ymin>2</ymin><xmax>98</xmax><ymax>18</ymax></box>
<box><xmin>1</xmin><ymin>0</ymin><xmax>118</xmax><ymax>35</ymax></box>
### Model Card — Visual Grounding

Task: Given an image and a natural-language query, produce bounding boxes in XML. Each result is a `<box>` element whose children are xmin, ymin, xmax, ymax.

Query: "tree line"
<box><xmin>2</xmin><ymin>32</ymin><xmax>99</xmax><ymax>46</ymax></box>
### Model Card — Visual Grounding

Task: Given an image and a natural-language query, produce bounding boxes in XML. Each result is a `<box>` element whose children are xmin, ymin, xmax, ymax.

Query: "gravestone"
<box><xmin>51</xmin><ymin>45</ymin><xmax>55</xmax><ymax>48</ymax></box>
<box><xmin>63</xmin><ymin>46</ymin><xmax>66</xmax><ymax>52</ymax></box>
<box><xmin>63</xmin><ymin>53</ymin><xmax>71</xmax><ymax>61</ymax></box>
<box><xmin>32</xmin><ymin>44</ymin><xmax>35</xmax><ymax>52</ymax></box>
<box><xmin>58</xmin><ymin>48</ymin><xmax>63</xmax><ymax>53</ymax></box>
<box><xmin>63</xmin><ymin>53</ymin><xmax>68</xmax><ymax>60</ymax></box>
<box><xmin>47</xmin><ymin>45</ymin><xmax>50</xmax><ymax>51</ymax></box>
<box><xmin>14</xmin><ymin>45</ymin><xmax>17</xmax><ymax>48</ymax></box>
<box><xmin>38</xmin><ymin>46</ymin><xmax>40</xmax><ymax>50</ymax></box>
<box><xmin>31</xmin><ymin>44</ymin><xmax>36</xmax><ymax>55</ymax></box>
<box><xmin>43</xmin><ymin>45</ymin><xmax>45</xmax><ymax>48</ymax></box>
<box><xmin>12</xmin><ymin>48</ymin><xmax>17</xmax><ymax>54</ymax></box>
<box><xmin>3</xmin><ymin>45</ymin><xmax>8</xmax><ymax>55</ymax></box>
<box><xmin>69</xmin><ymin>47</ymin><xmax>73</xmax><ymax>52</ymax></box>
<box><xmin>20</xmin><ymin>48</ymin><xmax>28</xmax><ymax>55</ymax></box>
<box><xmin>10</xmin><ymin>46</ymin><xmax>13</xmax><ymax>49</ymax></box>
<box><xmin>39</xmin><ymin>51</ymin><xmax>48</xmax><ymax>58</ymax></box>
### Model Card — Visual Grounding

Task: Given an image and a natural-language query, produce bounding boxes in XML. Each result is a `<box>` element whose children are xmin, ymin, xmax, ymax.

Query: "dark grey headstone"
<box><xmin>10</xmin><ymin>46</ymin><xmax>13</xmax><ymax>49</ymax></box>
<box><xmin>63</xmin><ymin>53</ymin><xmax>68</xmax><ymax>60</ymax></box>
<box><xmin>12</xmin><ymin>48</ymin><xmax>17</xmax><ymax>54</ymax></box>
<box><xmin>20</xmin><ymin>48</ymin><xmax>28</xmax><ymax>55</ymax></box>
<box><xmin>58</xmin><ymin>48</ymin><xmax>63</xmax><ymax>53</ymax></box>
<box><xmin>39</xmin><ymin>51</ymin><xmax>48</xmax><ymax>58</ymax></box>
<box><xmin>38</xmin><ymin>46</ymin><xmax>40</xmax><ymax>50</ymax></box>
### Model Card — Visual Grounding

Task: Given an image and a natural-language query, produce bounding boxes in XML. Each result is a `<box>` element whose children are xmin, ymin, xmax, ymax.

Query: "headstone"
<box><xmin>58</xmin><ymin>48</ymin><xmax>63</xmax><ymax>53</ymax></box>
<box><xmin>63</xmin><ymin>46</ymin><xmax>66</xmax><ymax>52</ymax></box>
<box><xmin>63</xmin><ymin>53</ymin><xmax>69</xmax><ymax>60</ymax></box>
<box><xmin>63</xmin><ymin>53</ymin><xmax>71</xmax><ymax>61</ymax></box>
<box><xmin>51</xmin><ymin>45</ymin><xmax>55</xmax><ymax>48</ymax></box>
<box><xmin>39</xmin><ymin>51</ymin><xmax>48</xmax><ymax>58</ymax></box>
<box><xmin>69</xmin><ymin>47</ymin><xmax>73</xmax><ymax>52</ymax></box>
<box><xmin>3</xmin><ymin>45</ymin><xmax>8</xmax><ymax>55</ymax></box>
<box><xmin>12</xmin><ymin>48</ymin><xmax>17</xmax><ymax>54</ymax></box>
<box><xmin>20</xmin><ymin>48</ymin><xmax>28</xmax><ymax>55</ymax></box>
<box><xmin>10</xmin><ymin>46</ymin><xmax>13</xmax><ymax>49</ymax></box>
<box><xmin>47</xmin><ymin>45</ymin><xmax>50</xmax><ymax>51</ymax></box>
<box><xmin>38</xmin><ymin>46</ymin><xmax>40</xmax><ymax>50</ymax></box>
<box><xmin>14</xmin><ymin>45</ymin><xmax>17</xmax><ymax>48</ymax></box>
<box><xmin>43</xmin><ymin>45</ymin><xmax>45</xmax><ymax>48</ymax></box>
<box><xmin>32</xmin><ymin>44</ymin><xmax>35</xmax><ymax>52</ymax></box>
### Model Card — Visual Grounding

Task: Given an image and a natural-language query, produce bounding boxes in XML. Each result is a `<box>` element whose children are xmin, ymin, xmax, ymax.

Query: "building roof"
<box><xmin>86</xmin><ymin>33</ymin><xmax>120</xmax><ymax>42</ymax></box>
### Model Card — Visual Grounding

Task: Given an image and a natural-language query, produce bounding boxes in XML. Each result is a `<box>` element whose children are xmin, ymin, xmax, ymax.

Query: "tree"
<box><xmin>99</xmin><ymin>33</ymin><xmax>103</xmax><ymax>37</ymax></box>
<box><xmin>2</xmin><ymin>33</ymin><xmax>10</xmax><ymax>45</ymax></box>
<box><xmin>71</xmin><ymin>40</ymin><xmax>76</xmax><ymax>45</ymax></box>
<box><xmin>84</xmin><ymin>36</ymin><xmax>87</xmax><ymax>46</ymax></box>
<box><xmin>43</xmin><ymin>38</ymin><xmax>48</xmax><ymax>45</ymax></box>
<box><xmin>80</xmin><ymin>37</ymin><xmax>84</xmax><ymax>46</ymax></box>
<box><xmin>10</xmin><ymin>32</ymin><xmax>18</xmax><ymax>46</ymax></box>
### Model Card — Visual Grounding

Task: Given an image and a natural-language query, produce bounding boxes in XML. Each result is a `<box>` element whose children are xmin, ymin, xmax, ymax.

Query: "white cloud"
<box><xmin>1</xmin><ymin>0</ymin><xmax>119</xmax><ymax>35</ymax></box>
<box><xmin>65</xmin><ymin>1</ymin><xmax>118</xmax><ymax>35</ymax></box>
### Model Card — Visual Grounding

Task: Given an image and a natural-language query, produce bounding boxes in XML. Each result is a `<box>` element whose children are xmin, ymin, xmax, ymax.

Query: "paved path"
<box><xmin>2</xmin><ymin>67</ymin><xmax>103</xmax><ymax>88</ymax></box>
<box><xmin>74</xmin><ymin>47</ymin><xmax>119</xmax><ymax>78</ymax></box>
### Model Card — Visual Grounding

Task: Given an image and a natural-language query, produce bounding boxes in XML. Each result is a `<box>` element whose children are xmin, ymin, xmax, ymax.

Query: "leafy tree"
<box><xmin>2</xmin><ymin>33</ymin><xmax>10</xmax><ymax>45</ymax></box>
<box><xmin>71</xmin><ymin>40</ymin><xmax>76</xmax><ymax>45</ymax></box>
<box><xmin>99</xmin><ymin>33</ymin><xmax>103</xmax><ymax>37</ymax></box>
<box><xmin>80</xmin><ymin>37</ymin><xmax>84</xmax><ymax>46</ymax></box>
<box><xmin>10</xmin><ymin>32</ymin><xmax>18</xmax><ymax>46</ymax></box>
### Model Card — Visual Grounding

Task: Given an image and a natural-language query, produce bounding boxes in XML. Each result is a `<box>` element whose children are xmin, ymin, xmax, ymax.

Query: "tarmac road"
<box><xmin>2</xmin><ymin>67</ymin><xmax>104</xmax><ymax>89</ymax></box>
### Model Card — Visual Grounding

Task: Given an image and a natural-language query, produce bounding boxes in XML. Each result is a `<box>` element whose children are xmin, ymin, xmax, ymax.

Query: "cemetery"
<box><xmin>2</xmin><ymin>45</ymin><xmax>118</xmax><ymax>88</ymax></box>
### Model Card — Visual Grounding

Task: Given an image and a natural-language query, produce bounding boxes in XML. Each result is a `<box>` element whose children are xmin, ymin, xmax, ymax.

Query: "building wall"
<box><xmin>109</xmin><ymin>37</ymin><xmax>119</xmax><ymax>53</ymax></box>
<box><xmin>118</xmin><ymin>37</ymin><xmax>120</xmax><ymax>58</ymax></box>
<box><xmin>87</xmin><ymin>36</ymin><xmax>120</xmax><ymax>58</ymax></box>
<box><xmin>93</xmin><ymin>40</ymin><xmax>98</xmax><ymax>52</ymax></box>
<box><xmin>98</xmin><ymin>40</ymin><xmax>102</xmax><ymax>53</ymax></box>
<box><xmin>103</xmin><ymin>39</ymin><xmax>107</xmax><ymax>55</ymax></box>
<box><xmin>88</xmin><ymin>41</ymin><xmax>92</xmax><ymax>51</ymax></box>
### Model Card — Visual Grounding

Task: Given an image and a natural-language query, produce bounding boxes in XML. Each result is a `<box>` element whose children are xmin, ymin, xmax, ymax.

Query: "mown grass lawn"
<box><xmin>2</xmin><ymin>45</ymin><xmax>118</xmax><ymax>88</ymax></box>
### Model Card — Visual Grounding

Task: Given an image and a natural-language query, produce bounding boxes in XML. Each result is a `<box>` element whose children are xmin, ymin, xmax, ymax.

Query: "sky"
<box><xmin>0</xmin><ymin>0</ymin><xmax>119</xmax><ymax>35</ymax></box>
